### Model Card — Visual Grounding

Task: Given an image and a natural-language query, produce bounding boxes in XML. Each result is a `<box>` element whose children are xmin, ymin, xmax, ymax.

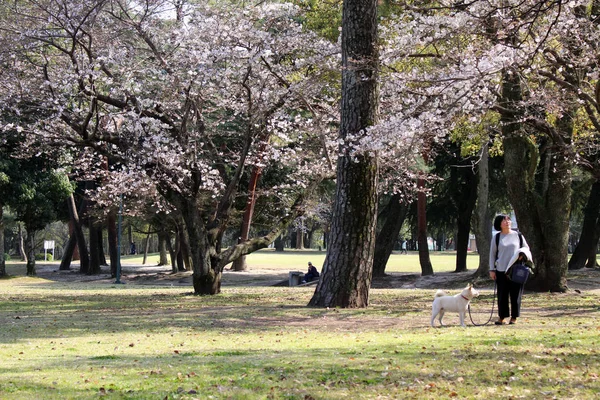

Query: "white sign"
<box><xmin>44</xmin><ymin>240</ymin><xmax>55</xmax><ymax>250</ymax></box>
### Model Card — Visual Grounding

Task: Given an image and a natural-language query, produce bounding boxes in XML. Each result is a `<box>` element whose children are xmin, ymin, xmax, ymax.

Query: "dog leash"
<box><xmin>467</xmin><ymin>282</ymin><xmax>497</xmax><ymax>326</ymax></box>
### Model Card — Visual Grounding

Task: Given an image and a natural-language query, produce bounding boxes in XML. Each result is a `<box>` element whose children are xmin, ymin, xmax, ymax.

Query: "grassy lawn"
<box><xmin>120</xmin><ymin>249</ymin><xmax>473</xmax><ymax>273</ymax></box>
<box><xmin>1</xmin><ymin>262</ymin><xmax>599</xmax><ymax>399</ymax></box>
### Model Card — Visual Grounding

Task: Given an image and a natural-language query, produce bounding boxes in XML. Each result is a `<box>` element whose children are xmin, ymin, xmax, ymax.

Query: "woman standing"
<box><xmin>489</xmin><ymin>214</ymin><xmax>531</xmax><ymax>325</ymax></box>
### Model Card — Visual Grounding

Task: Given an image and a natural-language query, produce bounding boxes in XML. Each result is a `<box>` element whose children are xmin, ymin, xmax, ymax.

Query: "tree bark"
<box><xmin>107</xmin><ymin>209</ymin><xmax>118</xmax><ymax>277</ymax></box>
<box><xmin>373</xmin><ymin>193</ymin><xmax>407</xmax><ymax>277</ymax></box>
<box><xmin>88</xmin><ymin>220</ymin><xmax>102</xmax><ymax>275</ymax></box>
<box><xmin>295</xmin><ymin>228</ymin><xmax>305</xmax><ymax>250</ymax></box>
<box><xmin>157</xmin><ymin>231</ymin><xmax>169</xmax><ymax>266</ymax></box>
<box><xmin>473</xmin><ymin>142</ymin><xmax>492</xmax><ymax>277</ymax></box>
<box><xmin>232</xmin><ymin>165</ymin><xmax>262</xmax><ymax>271</ymax></box>
<box><xmin>97</xmin><ymin>227</ymin><xmax>107</xmax><ymax>266</ymax></box>
<box><xmin>501</xmin><ymin>68</ymin><xmax>571</xmax><ymax>292</ymax></box>
<box><xmin>274</xmin><ymin>235</ymin><xmax>284</xmax><ymax>252</ymax></box>
<box><xmin>569</xmin><ymin>180</ymin><xmax>600</xmax><ymax>270</ymax></box>
<box><xmin>25</xmin><ymin>229</ymin><xmax>36</xmax><ymax>276</ymax></box>
<box><xmin>417</xmin><ymin>176</ymin><xmax>434</xmax><ymax>275</ymax></box>
<box><xmin>453</xmin><ymin>160</ymin><xmax>478</xmax><ymax>272</ymax></box>
<box><xmin>18</xmin><ymin>223</ymin><xmax>27</xmax><ymax>262</ymax></box>
<box><xmin>59</xmin><ymin>232</ymin><xmax>77</xmax><ymax>271</ymax></box>
<box><xmin>142</xmin><ymin>231</ymin><xmax>151</xmax><ymax>264</ymax></box>
<box><xmin>60</xmin><ymin>196</ymin><xmax>88</xmax><ymax>271</ymax></box>
<box><xmin>0</xmin><ymin>205</ymin><xmax>5</xmax><ymax>277</ymax></box>
<box><xmin>66</xmin><ymin>193</ymin><xmax>90</xmax><ymax>274</ymax></box>
<box><xmin>309</xmin><ymin>0</ymin><xmax>379</xmax><ymax>308</ymax></box>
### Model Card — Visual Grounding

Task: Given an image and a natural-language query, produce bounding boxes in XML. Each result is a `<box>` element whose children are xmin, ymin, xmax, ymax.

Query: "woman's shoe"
<box><xmin>509</xmin><ymin>318</ymin><xmax>517</xmax><ymax>325</ymax></box>
<box><xmin>494</xmin><ymin>319</ymin><xmax>505</xmax><ymax>325</ymax></box>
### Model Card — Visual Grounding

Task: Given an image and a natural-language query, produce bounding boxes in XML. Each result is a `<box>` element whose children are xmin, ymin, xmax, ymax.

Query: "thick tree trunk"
<box><xmin>25</xmin><ymin>230</ymin><xmax>36</xmax><ymax>276</ymax></box>
<box><xmin>502</xmin><ymin>69</ymin><xmax>571</xmax><ymax>292</ymax></box>
<box><xmin>309</xmin><ymin>0</ymin><xmax>379</xmax><ymax>308</ymax></box>
<box><xmin>473</xmin><ymin>142</ymin><xmax>492</xmax><ymax>277</ymax></box>
<box><xmin>417</xmin><ymin>177</ymin><xmax>434</xmax><ymax>275</ymax></box>
<box><xmin>373</xmin><ymin>193</ymin><xmax>407</xmax><ymax>277</ymax></box>
<box><xmin>178</xmin><ymin>200</ymin><xmax>221</xmax><ymax>295</ymax></box>
<box><xmin>569</xmin><ymin>180</ymin><xmax>600</xmax><ymax>270</ymax></box>
<box><xmin>0</xmin><ymin>205</ymin><xmax>5</xmax><ymax>277</ymax></box>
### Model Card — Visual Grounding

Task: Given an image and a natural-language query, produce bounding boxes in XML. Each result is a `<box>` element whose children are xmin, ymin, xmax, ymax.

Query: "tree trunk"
<box><xmin>180</xmin><ymin>225</ymin><xmax>192</xmax><ymax>271</ymax></box>
<box><xmin>97</xmin><ymin>227</ymin><xmax>107</xmax><ymax>266</ymax></box>
<box><xmin>587</xmin><ymin>219</ymin><xmax>600</xmax><ymax>268</ymax></box>
<box><xmin>18</xmin><ymin>223</ymin><xmax>27</xmax><ymax>262</ymax></box>
<box><xmin>473</xmin><ymin>142</ymin><xmax>492</xmax><ymax>277</ymax></box>
<box><xmin>164</xmin><ymin>231</ymin><xmax>178</xmax><ymax>273</ymax></box>
<box><xmin>142</xmin><ymin>231</ymin><xmax>151</xmax><ymax>264</ymax></box>
<box><xmin>274</xmin><ymin>235</ymin><xmax>284</xmax><ymax>252</ymax></box>
<box><xmin>25</xmin><ymin>229</ymin><xmax>36</xmax><ymax>276</ymax></box>
<box><xmin>373</xmin><ymin>193</ymin><xmax>407</xmax><ymax>277</ymax></box>
<box><xmin>59</xmin><ymin>232</ymin><xmax>77</xmax><ymax>271</ymax></box>
<box><xmin>501</xmin><ymin>66</ymin><xmax>572</xmax><ymax>292</ymax></box>
<box><xmin>453</xmin><ymin>162</ymin><xmax>478</xmax><ymax>272</ymax></box>
<box><xmin>107</xmin><ymin>209</ymin><xmax>118</xmax><ymax>277</ymax></box>
<box><xmin>232</xmin><ymin>165</ymin><xmax>262</xmax><ymax>271</ymax></box>
<box><xmin>295</xmin><ymin>228</ymin><xmax>304</xmax><ymax>250</ymax></box>
<box><xmin>309</xmin><ymin>0</ymin><xmax>379</xmax><ymax>308</ymax></box>
<box><xmin>0</xmin><ymin>205</ymin><xmax>5</xmax><ymax>277</ymax></box>
<box><xmin>178</xmin><ymin>200</ymin><xmax>221</xmax><ymax>295</ymax></box>
<box><xmin>158</xmin><ymin>231</ymin><xmax>169</xmax><ymax>266</ymax></box>
<box><xmin>417</xmin><ymin>177</ymin><xmax>434</xmax><ymax>275</ymax></box>
<box><xmin>66</xmin><ymin>193</ymin><xmax>90</xmax><ymax>274</ymax></box>
<box><xmin>174</xmin><ymin>225</ymin><xmax>185</xmax><ymax>271</ymax></box>
<box><xmin>61</xmin><ymin>196</ymin><xmax>87</xmax><ymax>271</ymax></box>
<box><xmin>88</xmin><ymin>221</ymin><xmax>102</xmax><ymax>275</ymax></box>
<box><xmin>569</xmin><ymin>180</ymin><xmax>600</xmax><ymax>270</ymax></box>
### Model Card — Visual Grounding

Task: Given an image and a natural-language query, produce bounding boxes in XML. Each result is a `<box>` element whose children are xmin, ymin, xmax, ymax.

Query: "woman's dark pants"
<box><xmin>496</xmin><ymin>271</ymin><xmax>523</xmax><ymax>319</ymax></box>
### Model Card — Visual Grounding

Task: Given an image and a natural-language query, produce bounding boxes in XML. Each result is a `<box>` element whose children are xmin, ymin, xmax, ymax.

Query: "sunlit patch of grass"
<box><xmin>0</xmin><ymin>280</ymin><xmax>599</xmax><ymax>399</ymax></box>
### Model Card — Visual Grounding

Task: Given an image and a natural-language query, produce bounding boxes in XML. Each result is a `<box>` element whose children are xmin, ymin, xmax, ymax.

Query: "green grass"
<box><xmin>5</xmin><ymin>249</ymin><xmax>472</xmax><ymax>277</ymax></box>
<box><xmin>120</xmin><ymin>249</ymin><xmax>472</xmax><ymax>273</ymax></box>
<box><xmin>1</xmin><ymin>276</ymin><xmax>599</xmax><ymax>399</ymax></box>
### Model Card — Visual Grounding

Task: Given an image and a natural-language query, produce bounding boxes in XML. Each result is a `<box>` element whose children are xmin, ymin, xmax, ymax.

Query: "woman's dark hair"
<box><xmin>493</xmin><ymin>214</ymin><xmax>507</xmax><ymax>231</ymax></box>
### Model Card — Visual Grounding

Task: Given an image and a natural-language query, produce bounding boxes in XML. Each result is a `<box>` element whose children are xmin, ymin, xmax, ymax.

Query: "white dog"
<box><xmin>431</xmin><ymin>284</ymin><xmax>479</xmax><ymax>327</ymax></box>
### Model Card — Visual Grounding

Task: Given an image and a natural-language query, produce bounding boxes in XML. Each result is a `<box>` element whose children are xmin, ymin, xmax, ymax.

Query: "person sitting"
<box><xmin>302</xmin><ymin>262</ymin><xmax>319</xmax><ymax>283</ymax></box>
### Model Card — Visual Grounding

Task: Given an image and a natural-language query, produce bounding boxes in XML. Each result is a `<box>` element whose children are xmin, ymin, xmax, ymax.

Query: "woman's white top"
<box><xmin>489</xmin><ymin>230</ymin><xmax>530</xmax><ymax>272</ymax></box>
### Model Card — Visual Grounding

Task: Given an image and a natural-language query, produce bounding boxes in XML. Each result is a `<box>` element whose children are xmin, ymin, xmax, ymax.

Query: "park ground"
<box><xmin>1</xmin><ymin>250</ymin><xmax>600</xmax><ymax>399</ymax></box>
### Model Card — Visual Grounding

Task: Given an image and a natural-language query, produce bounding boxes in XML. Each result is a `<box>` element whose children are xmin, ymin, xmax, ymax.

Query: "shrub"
<box><xmin>35</xmin><ymin>253</ymin><xmax>53</xmax><ymax>261</ymax></box>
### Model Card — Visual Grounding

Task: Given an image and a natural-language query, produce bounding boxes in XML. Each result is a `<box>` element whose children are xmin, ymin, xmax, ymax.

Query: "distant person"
<box><xmin>302</xmin><ymin>262</ymin><xmax>319</xmax><ymax>283</ymax></box>
<box><xmin>130</xmin><ymin>242</ymin><xmax>136</xmax><ymax>255</ymax></box>
<box><xmin>401</xmin><ymin>240</ymin><xmax>407</xmax><ymax>254</ymax></box>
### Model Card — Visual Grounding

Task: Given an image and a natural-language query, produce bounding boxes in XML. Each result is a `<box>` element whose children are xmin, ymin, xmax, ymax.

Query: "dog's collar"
<box><xmin>461</xmin><ymin>294</ymin><xmax>470</xmax><ymax>301</ymax></box>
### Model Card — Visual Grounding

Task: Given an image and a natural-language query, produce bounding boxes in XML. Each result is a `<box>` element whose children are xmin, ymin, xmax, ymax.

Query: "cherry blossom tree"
<box><xmin>375</xmin><ymin>0</ymin><xmax>600</xmax><ymax>291</ymax></box>
<box><xmin>0</xmin><ymin>0</ymin><xmax>340</xmax><ymax>294</ymax></box>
